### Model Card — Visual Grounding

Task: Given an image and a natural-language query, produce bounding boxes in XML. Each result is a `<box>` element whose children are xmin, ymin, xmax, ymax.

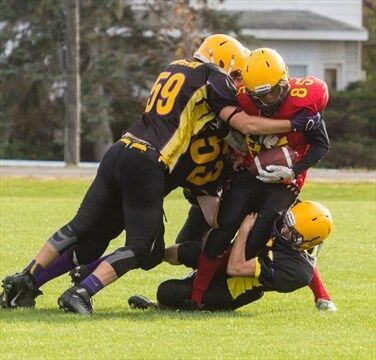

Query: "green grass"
<box><xmin>0</xmin><ymin>179</ymin><xmax>375</xmax><ymax>359</ymax></box>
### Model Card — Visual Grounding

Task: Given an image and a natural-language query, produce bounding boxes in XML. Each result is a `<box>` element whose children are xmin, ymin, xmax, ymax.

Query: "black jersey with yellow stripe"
<box><xmin>225</xmin><ymin>237</ymin><xmax>315</xmax><ymax>307</ymax></box>
<box><xmin>165</xmin><ymin>121</ymin><xmax>234</xmax><ymax>195</ymax></box>
<box><xmin>127</xmin><ymin>59</ymin><xmax>238</xmax><ymax>172</ymax></box>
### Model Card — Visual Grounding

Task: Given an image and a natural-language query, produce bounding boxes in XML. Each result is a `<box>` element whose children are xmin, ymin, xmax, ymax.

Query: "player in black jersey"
<box><xmin>1</xmin><ymin>34</ymin><xmax>321</xmax><ymax>315</ymax></box>
<box><xmin>128</xmin><ymin>201</ymin><xmax>333</xmax><ymax>311</ymax></box>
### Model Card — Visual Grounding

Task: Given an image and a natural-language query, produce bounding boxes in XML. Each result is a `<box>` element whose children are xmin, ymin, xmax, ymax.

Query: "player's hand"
<box><xmin>223</xmin><ymin>129</ymin><xmax>248</xmax><ymax>152</ymax></box>
<box><xmin>257</xmin><ymin>165</ymin><xmax>295</xmax><ymax>183</ymax></box>
<box><xmin>291</xmin><ymin>111</ymin><xmax>322</xmax><ymax>132</ymax></box>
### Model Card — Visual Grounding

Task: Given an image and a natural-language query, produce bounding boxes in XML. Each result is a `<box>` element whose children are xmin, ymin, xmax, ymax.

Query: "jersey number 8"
<box><xmin>145</xmin><ymin>71</ymin><xmax>186</xmax><ymax>115</ymax></box>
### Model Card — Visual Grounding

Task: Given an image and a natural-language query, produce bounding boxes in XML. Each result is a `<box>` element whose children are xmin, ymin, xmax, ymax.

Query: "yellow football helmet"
<box><xmin>242</xmin><ymin>47</ymin><xmax>289</xmax><ymax>115</ymax></box>
<box><xmin>194</xmin><ymin>34</ymin><xmax>246</xmax><ymax>74</ymax></box>
<box><xmin>282</xmin><ymin>201</ymin><xmax>333</xmax><ymax>251</ymax></box>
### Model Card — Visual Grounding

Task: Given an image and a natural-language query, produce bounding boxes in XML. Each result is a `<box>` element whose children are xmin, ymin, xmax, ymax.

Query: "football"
<box><xmin>246</xmin><ymin>147</ymin><xmax>299</xmax><ymax>176</ymax></box>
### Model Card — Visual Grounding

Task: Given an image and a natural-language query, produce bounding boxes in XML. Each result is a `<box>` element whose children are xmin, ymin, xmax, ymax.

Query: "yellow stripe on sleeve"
<box><xmin>160</xmin><ymin>85</ymin><xmax>216</xmax><ymax>172</ymax></box>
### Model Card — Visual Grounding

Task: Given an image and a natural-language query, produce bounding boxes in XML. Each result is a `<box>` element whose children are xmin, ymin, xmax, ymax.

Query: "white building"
<box><xmin>217</xmin><ymin>0</ymin><xmax>368</xmax><ymax>90</ymax></box>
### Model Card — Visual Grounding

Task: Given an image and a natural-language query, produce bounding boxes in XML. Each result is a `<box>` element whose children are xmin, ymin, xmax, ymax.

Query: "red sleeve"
<box><xmin>236</xmin><ymin>92</ymin><xmax>259</xmax><ymax>115</ymax></box>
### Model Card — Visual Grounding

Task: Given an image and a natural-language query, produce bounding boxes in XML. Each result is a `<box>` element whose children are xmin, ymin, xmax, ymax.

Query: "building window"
<box><xmin>324</xmin><ymin>68</ymin><xmax>338</xmax><ymax>91</ymax></box>
<box><xmin>288</xmin><ymin>65</ymin><xmax>307</xmax><ymax>78</ymax></box>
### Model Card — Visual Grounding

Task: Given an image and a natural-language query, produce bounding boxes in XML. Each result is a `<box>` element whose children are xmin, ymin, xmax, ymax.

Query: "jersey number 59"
<box><xmin>145</xmin><ymin>71</ymin><xmax>186</xmax><ymax>115</ymax></box>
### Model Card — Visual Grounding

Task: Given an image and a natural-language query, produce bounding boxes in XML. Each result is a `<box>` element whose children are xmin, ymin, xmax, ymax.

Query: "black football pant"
<box><xmin>175</xmin><ymin>205</ymin><xmax>210</xmax><ymax>244</ymax></box>
<box><xmin>157</xmin><ymin>235</ymin><xmax>311</xmax><ymax>311</ymax></box>
<box><xmin>204</xmin><ymin>169</ymin><xmax>298</xmax><ymax>260</ymax></box>
<box><xmin>48</xmin><ymin>141</ymin><xmax>167</xmax><ymax>276</ymax></box>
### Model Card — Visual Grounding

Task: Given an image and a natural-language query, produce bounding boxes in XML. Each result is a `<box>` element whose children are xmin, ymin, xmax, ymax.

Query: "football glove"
<box><xmin>256</xmin><ymin>165</ymin><xmax>295</xmax><ymax>183</ymax></box>
<box><xmin>223</xmin><ymin>129</ymin><xmax>248</xmax><ymax>152</ymax></box>
<box><xmin>291</xmin><ymin>111</ymin><xmax>322</xmax><ymax>132</ymax></box>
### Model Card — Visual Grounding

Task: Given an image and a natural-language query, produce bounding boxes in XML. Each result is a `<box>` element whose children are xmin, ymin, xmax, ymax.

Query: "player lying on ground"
<box><xmin>127</xmin><ymin>201</ymin><xmax>334</xmax><ymax>311</ymax></box>
<box><xmin>173</xmin><ymin>196</ymin><xmax>336</xmax><ymax>311</ymax></box>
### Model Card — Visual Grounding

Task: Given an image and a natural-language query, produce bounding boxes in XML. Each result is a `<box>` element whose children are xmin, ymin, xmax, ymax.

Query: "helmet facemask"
<box><xmin>249</xmin><ymin>78</ymin><xmax>289</xmax><ymax>116</ymax></box>
<box><xmin>274</xmin><ymin>212</ymin><xmax>304</xmax><ymax>251</ymax></box>
<box><xmin>283</xmin><ymin>210</ymin><xmax>305</xmax><ymax>250</ymax></box>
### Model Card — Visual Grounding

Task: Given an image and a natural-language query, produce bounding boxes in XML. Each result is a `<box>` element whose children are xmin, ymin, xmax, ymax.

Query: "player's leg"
<box><xmin>37</xmin><ymin>209</ymin><xmax>124</xmax><ymax>288</ymax></box>
<box><xmin>306</xmin><ymin>244</ymin><xmax>337</xmax><ymax>311</ymax></box>
<box><xmin>155</xmin><ymin>274</ymin><xmax>262</xmax><ymax>311</ymax></box>
<box><xmin>163</xmin><ymin>205</ymin><xmax>208</xmax><ymax>265</ymax></box>
<box><xmin>244</xmin><ymin>183</ymin><xmax>298</xmax><ymax>260</ymax></box>
<box><xmin>204</xmin><ymin>170</ymin><xmax>256</xmax><ymax>258</ymax></box>
<box><xmin>191</xmin><ymin>170</ymin><xmax>256</xmax><ymax>306</ymax></box>
<box><xmin>58</xmin><ymin>149</ymin><xmax>167</xmax><ymax>314</ymax></box>
<box><xmin>163</xmin><ymin>240</ymin><xmax>203</xmax><ymax>269</ymax></box>
<box><xmin>1</xmin><ymin>144</ymin><xmax>122</xmax><ymax>309</ymax></box>
<box><xmin>69</xmin><ymin>215</ymin><xmax>163</xmax><ymax>285</ymax></box>
<box><xmin>175</xmin><ymin>205</ymin><xmax>210</xmax><ymax>244</ymax></box>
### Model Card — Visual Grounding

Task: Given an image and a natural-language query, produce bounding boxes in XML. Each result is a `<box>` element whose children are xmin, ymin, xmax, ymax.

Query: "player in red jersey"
<box><xmin>190</xmin><ymin>48</ymin><xmax>334</xmax><ymax>310</ymax></box>
<box><xmin>237</xmin><ymin>74</ymin><xmax>329</xmax><ymax>189</ymax></box>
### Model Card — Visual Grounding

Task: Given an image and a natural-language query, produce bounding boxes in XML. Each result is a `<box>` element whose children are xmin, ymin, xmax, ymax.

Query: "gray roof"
<box><xmin>233</xmin><ymin>10</ymin><xmax>365</xmax><ymax>32</ymax></box>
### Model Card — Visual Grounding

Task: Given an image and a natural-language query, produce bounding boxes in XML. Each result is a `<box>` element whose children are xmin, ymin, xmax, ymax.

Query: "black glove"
<box><xmin>291</xmin><ymin>111</ymin><xmax>322</xmax><ymax>132</ymax></box>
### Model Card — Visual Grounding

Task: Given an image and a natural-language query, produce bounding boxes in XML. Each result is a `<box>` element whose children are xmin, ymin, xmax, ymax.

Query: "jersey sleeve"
<box><xmin>292</xmin><ymin>119</ymin><xmax>330</xmax><ymax>176</ymax></box>
<box><xmin>258</xmin><ymin>247</ymin><xmax>315</xmax><ymax>293</ymax></box>
<box><xmin>206</xmin><ymin>70</ymin><xmax>238</xmax><ymax>115</ymax></box>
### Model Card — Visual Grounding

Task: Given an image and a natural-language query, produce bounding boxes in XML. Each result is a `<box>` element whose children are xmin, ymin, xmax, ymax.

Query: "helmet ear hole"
<box><xmin>219</xmin><ymin>60</ymin><xmax>225</xmax><ymax>69</ymax></box>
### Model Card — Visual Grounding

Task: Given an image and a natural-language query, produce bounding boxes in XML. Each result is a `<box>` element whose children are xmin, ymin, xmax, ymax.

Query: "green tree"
<box><xmin>0</xmin><ymin>0</ymin><xmax>238</xmax><ymax>161</ymax></box>
<box><xmin>0</xmin><ymin>0</ymin><xmax>66</xmax><ymax>159</ymax></box>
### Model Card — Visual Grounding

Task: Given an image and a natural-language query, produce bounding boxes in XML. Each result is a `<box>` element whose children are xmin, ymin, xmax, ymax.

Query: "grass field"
<box><xmin>0</xmin><ymin>178</ymin><xmax>375</xmax><ymax>359</ymax></box>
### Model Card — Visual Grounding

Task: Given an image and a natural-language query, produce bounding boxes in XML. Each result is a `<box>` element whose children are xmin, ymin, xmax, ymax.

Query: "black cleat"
<box><xmin>69</xmin><ymin>265</ymin><xmax>90</xmax><ymax>285</ymax></box>
<box><xmin>1</xmin><ymin>271</ymin><xmax>42</xmax><ymax>309</ymax></box>
<box><xmin>58</xmin><ymin>286</ymin><xmax>93</xmax><ymax>315</ymax></box>
<box><xmin>128</xmin><ymin>295</ymin><xmax>157</xmax><ymax>310</ymax></box>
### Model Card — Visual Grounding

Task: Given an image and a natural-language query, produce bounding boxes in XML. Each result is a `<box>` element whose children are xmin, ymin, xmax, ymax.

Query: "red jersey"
<box><xmin>236</xmin><ymin>76</ymin><xmax>329</xmax><ymax>189</ymax></box>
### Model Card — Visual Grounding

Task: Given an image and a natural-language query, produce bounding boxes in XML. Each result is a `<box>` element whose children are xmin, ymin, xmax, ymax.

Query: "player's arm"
<box><xmin>219</xmin><ymin>106</ymin><xmax>290</xmax><ymax>135</ymax></box>
<box><xmin>257</xmin><ymin>117</ymin><xmax>330</xmax><ymax>183</ymax></box>
<box><xmin>292</xmin><ymin>118</ymin><xmax>330</xmax><ymax>177</ymax></box>
<box><xmin>208</xmin><ymin>72</ymin><xmax>320</xmax><ymax>136</ymax></box>
<box><xmin>227</xmin><ymin>213</ymin><xmax>257</xmax><ymax>277</ymax></box>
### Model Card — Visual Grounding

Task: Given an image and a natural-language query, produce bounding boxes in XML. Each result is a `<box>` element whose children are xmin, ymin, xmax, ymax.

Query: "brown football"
<box><xmin>247</xmin><ymin>147</ymin><xmax>299</xmax><ymax>176</ymax></box>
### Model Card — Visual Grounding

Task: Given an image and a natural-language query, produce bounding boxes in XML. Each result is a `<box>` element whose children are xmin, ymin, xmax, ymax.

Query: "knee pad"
<box><xmin>105</xmin><ymin>247</ymin><xmax>139</xmax><ymax>277</ymax></box>
<box><xmin>157</xmin><ymin>279</ymin><xmax>192</xmax><ymax>309</ymax></box>
<box><xmin>139</xmin><ymin>225</ymin><xmax>165</xmax><ymax>271</ymax></box>
<box><xmin>139</xmin><ymin>242</ymin><xmax>165</xmax><ymax>271</ymax></box>
<box><xmin>48</xmin><ymin>224</ymin><xmax>78</xmax><ymax>254</ymax></box>
<box><xmin>177</xmin><ymin>242</ymin><xmax>201</xmax><ymax>268</ymax></box>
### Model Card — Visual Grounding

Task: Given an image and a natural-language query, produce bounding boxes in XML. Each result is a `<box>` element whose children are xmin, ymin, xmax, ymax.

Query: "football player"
<box><xmin>190</xmin><ymin>48</ymin><xmax>331</xmax><ymax>309</ymax></box>
<box><xmin>1</xmin><ymin>36</ymin><xmax>320</xmax><ymax>315</ymax></box>
<box><xmin>173</xmin><ymin>201</ymin><xmax>336</xmax><ymax>311</ymax></box>
<box><xmin>128</xmin><ymin>201</ymin><xmax>334</xmax><ymax>311</ymax></box>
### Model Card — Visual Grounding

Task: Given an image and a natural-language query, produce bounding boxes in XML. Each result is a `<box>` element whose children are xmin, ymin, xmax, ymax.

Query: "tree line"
<box><xmin>0</xmin><ymin>0</ymin><xmax>374</xmax><ymax>168</ymax></box>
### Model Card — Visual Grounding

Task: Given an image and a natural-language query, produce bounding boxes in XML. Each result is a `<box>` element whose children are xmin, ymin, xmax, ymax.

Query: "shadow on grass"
<box><xmin>0</xmin><ymin>305</ymin><xmax>266</xmax><ymax>324</ymax></box>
